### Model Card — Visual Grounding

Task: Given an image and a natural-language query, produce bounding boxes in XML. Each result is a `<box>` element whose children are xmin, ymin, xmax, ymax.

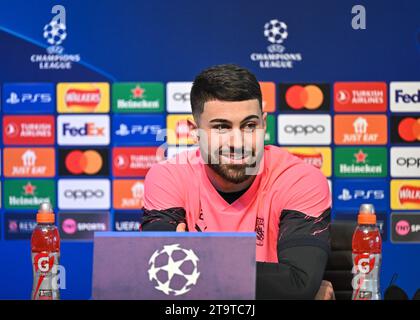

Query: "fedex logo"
<box><xmin>62</xmin><ymin>123</ymin><xmax>105</xmax><ymax>137</ymax></box>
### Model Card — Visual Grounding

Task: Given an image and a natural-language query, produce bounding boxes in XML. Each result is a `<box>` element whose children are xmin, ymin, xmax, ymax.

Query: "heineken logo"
<box><xmin>5</xmin><ymin>180</ymin><xmax>55</xmax><ymax>209</ymax></box>
<box><xmin>112</xmin><ymin>82</ymin><xmax>164</xmax><ymax>112</ymax></box>
<box><xmin>334</xmin><ymin>147</ymin><xmax>387</xmax><ymax>177</ymax></box>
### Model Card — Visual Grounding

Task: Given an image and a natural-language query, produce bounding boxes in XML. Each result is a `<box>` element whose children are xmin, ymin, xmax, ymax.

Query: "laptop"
<box><xmin>92</xmin><ymin>232</ymin><xmax>256</xmax><ymax>300</ymax></box>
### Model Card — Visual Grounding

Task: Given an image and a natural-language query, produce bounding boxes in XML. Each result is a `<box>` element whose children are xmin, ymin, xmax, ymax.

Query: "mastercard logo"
<box><xmin>398</xmin><ymin>117</ymin><xmax>420</xmax><ymax>142</ymax></box>
<box><xmin>285</xmin><ymin>85</ymin><xmax>324</xmax><ymax>110</ymax></box>
<box><xmin>65</xmin><ymin>150</ymin><xmax>103</xmax><ymax>175</ymax></box>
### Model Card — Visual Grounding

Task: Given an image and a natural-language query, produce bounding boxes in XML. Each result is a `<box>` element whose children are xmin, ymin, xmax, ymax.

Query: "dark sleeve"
<box><xmin>256</xmin><ymin>208</ymin><xmax>331</xmax><ymax>300</ymax></box>
<box><xmin>140</xmin><ymin>207</ymin><xmax>188</xmax><ymax>231</ymax></box>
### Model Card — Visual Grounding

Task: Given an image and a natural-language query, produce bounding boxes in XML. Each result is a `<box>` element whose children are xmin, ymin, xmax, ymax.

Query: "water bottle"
<box><xmin>31</xmin><ymin>202</ymin><xmax>60</xmax><ymax>300</ymax></box>
<box><xmin>351</xmin><ymin>203</ymin><xmax>382</xmax><ymax>300</ymax></box>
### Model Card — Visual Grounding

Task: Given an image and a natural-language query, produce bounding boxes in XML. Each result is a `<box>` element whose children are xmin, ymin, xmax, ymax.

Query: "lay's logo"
<box><xmin>399</xmin><ymin>185</ymin><xmax>420</xmax><ymax>205</ymax></box>
<box><xmin>57</xmin><ymin>83</ymin><xmax>110</xmax><ymax>113</ymax></box>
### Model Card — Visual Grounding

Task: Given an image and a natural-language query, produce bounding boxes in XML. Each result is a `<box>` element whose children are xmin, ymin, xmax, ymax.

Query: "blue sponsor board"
<box><xmin>112</xmin><ymin>115</ymin><xmax>165</xmax><ymax>146</ymax></box>
<box><xmin>114</xmin><ymin>211</ymin><xmax>143</xmax><ymax>231</ymax></box>
<box><xmin>4</xmin><ymin>212</ymin><xmax>37</xmax><ymax>240</ymax></box>
<box><xmin>2</xmin><ymin>83</ymin><xmax>55</xmax><ymax>113</ymax></box>
<box><xmin>333</xmin><ymin>179</ymin><xmax>389</xmax><ymax>212</ymax></box>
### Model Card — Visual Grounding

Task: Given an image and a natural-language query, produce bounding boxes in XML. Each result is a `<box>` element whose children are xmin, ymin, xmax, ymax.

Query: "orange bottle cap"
<box><xmin>358</xmin><ymin>211</ymin><xmax>377</xmax><ymax>225</ymax></box>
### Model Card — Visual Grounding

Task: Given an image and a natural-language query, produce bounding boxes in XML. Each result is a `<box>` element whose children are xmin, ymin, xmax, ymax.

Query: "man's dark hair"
<box><xmin>190</xmin><ymin>64</ymin><xmax>262</xmax><ymax>120</ymax></box>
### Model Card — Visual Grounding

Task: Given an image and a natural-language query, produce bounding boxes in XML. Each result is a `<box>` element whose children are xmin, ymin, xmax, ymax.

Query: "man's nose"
<box><xmin>229</xmin><ymin>128</ymin><xmax>244</xmax><ymax>150</ymax></box>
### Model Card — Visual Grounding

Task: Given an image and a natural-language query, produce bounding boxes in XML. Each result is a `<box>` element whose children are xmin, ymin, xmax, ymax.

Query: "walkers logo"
<box><xmin>57</xmin><ymin>83</ymin><xmax>109</xmax><ymax>113</ymax></box>
<box><xmin>3</xmin><ymin>116</ymin><xmax>55</xmax><ymax>145</ymax></box>
<box><xmin>391</xmin><ymin>147</ymin><xmax>420</xmax><ymax>177</ymax></box>
<box><xmin>391</xmin><ymin>180</ymin><xmax>420</xmax><ymax>210</ymax></box>
<box><xmin>250</xmin><ymin>19</ymin><xmax>303</xmax><ymax>69</ymax></box>
<box><xmin>334</xmin><ymin>147</ymin><xmax>387</xmax><ymax>178</ymax></box>
<box><xmin>390</xmin><ymin>82</ymin><xmax>420</xmax><ymax>112</ymax></box>
<box><xmin>284</xmin><ymin>147</ymin><xmax>331</xmax><ymax>177</ymax></box>
<box><xmin>4</xmin><ymin>213</ymin><xmax>37</xmax><ymax>240</ymax></box>
<box><xmin>113</xmin><ymin>147</ymin><xmax>164</xmax><ymax>177</ymax></box>
<box><xmin>112</xmin><ymin>115</ymin><xmax>165</xmax><ymax>146</ymax></box>
<box><xmin>58</xmin><ymin>179</ymin><xmax>111</xmax><ymax>210</ymax></box>
<box><xmin>4</xmin><ymin>180</ymin><xmax>55</xmax><ymax>210</ymax></box>
<box><xmin>2</xmin><ymin>83</ymin><xmax>55</xmax><ymax>113</ymax></box>
<box><xmin>4</xmin><ymin>148</ymin><xmax>55</xmax><ymax>177</ymax></box>
<box><xmin>279</xmin><ymin>84</ymin><xmax>330</xmax><ymax>112</ymax></box>
<box><xmin>390</xmin><ymin>116</ymin><xmax>420</xmax><ymax>144</ymax></box>
<box><xmin>167</xmin><ymin>115</ymin><xmax>197</xmax><ymax>145</ymax></box>
<box><xmin>166</xmin><ymin>82</ymin><xmax>193</xmax><ymax>113</ymax></box>
<box><xmin>112</xmin><ymin>83</ymin><xmax>164</xmax><ymax>113</ymax></box>
<box><xmin>30</xmin><ymin>6</ymin><xmax>81</xmax><ymax>70</ymax></box>
<box><xmin>57</xmin><ymin>115</ymin><xmax>110</xmax><ymax>146</ymax></box>
<box><xmin>391</xmin><ymin>213</ymin><xmax>420</xmax><ymax>243</ymax></box>
<box><xmin>113</xmin><ymin>180</ymin><xmax>145</xmax><ymax>210</ymax></box>
<box><xmin>277</xmin><ymin>115</ymin><xmax>331</xmax><ymax>145</ymax></box>
<box><xmin>59</xmin><ymin>212</ymin><xmax>110</xmax><ymax>241</ymax></box>
<box><xmin>260</xmin><ymin>82</ymin><xmax>276</xmax><ymax>112</ymax></box>
<box><xmin>334</xmin><ymin>82</ymin><xmax>387</xmax><ymax>112</ymax></box>
<box><xmin>264</xmin><ymin>115</ymin><xmax>276</xmax><ymax>145</ymax></box>
<box><xmin>114</xmin><ymin>212</ymin><xmax>142</xmax><ymax>232</ymax></box>
<box><xmin>58</xmin><ymin>148</ymin><xmax>109</xmax><ymax>176</ymax></box>
<box><xmin>334</xmin><ymin>115</ymin><xmax>388</xmax><ymax>145</ymax></box>
<box><xmin>333</xmin><ymin>179</ymin><xmax>388</xmax><ymax>211</ymax></box>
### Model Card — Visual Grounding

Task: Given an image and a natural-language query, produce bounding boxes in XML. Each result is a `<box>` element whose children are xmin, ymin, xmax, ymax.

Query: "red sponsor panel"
<box><xmin>334</xmin><ymin>82</ymin><xmax>387</xmax><ymax>112</ymax></box>
<box><xmin>3</xmin><ymin>115</ymin><xmax>55</xmax><ymax>145</ymax></box>
<box><xmin>112</xmin><ymin>147</ymin><xmax>164</xmax><ymax>177</ymax></box>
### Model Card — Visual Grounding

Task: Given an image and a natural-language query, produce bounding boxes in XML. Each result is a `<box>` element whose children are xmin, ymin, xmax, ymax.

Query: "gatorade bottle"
<box><xmin>351</xmin><ymin>204</ymin><xmax>382</xmax><ymax>300</ymax></box>
<box><xmin>31</xmin><ymin>202</ymin><xmax>60</xmax><ymax>300</ymax></box>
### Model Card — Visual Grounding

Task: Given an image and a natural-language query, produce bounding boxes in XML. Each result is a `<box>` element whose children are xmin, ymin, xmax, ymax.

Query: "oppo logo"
<box><xmin>284</xmin><ymin>125</ymin><xmax>325</xmax><ymax>135</ymax></box>
<box><xmin>64</xmin><ymin>189</ymin><xmax>104</xmax><ymax>199</ymax></box>
<box><xmin>172</xmin><ymin>92</ymin><xmax>190</xmax><ymax>102</ymax></box>
<box><xmin>396</xmin><ymin>157</ymin><xmax>420</xmax><ymax>168</ymax></box>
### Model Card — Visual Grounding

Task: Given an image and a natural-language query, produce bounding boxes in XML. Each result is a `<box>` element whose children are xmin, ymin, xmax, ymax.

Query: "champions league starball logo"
<box><xmin>148</xmin><ymin>244</ymin><xmax>200</xmax><ymax>296</ymax></box>
<box><xmin>250</xmin><ymin>18</ymin><xmax>303</xmax><ymax>69</ymax></box>
<box><xmin>30</xmin><ymin>5</ymin><xmax>80</xmax><ymax>69</ymax></box>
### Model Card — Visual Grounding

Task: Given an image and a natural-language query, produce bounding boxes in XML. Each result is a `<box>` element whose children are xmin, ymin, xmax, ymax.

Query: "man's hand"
<box><xmin>176</xmin><ymin>223</ymin><xmax>187</xmax><ymax>232</ymax></box>
<box><xmin>315</xmin><ymin>280</ymin><xmax>335</xmax><ymax>300</ymax></box>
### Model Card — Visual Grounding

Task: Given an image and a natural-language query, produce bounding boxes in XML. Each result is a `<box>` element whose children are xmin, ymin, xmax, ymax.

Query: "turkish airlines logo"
<box><xmin>277</xmin><ymin>115</ymin><xmax>331</xmax><ymax>145</ymax></box>
<box><xmin>58</xmin><ymin>179</ymin><xmax>110</xmax><ymax>210</ymax></box>
<box><xmin>112</xmin><ymin>147</ymin><xmax>164</xmax><ymax>177</ymax></box>
<box><xmin>334</xmin><ymin>115</ymin><xmax>387</xmax><ymax>145</ymax></box>
<box><xmin>279</xmin><ymin>84</ymin><xmax>329</xmax><ymax>111</ymax></box>
<box><xmin>57</xmin><ymin>115</ymin><xmax>110</xmax><ymax>145</ymax></box>
<box><xmin>334</xmin><ymin>82</ymin><xmax>387</xmax><ymax>112</ymax></box>
<box><xmin>58</xmin><ymin>148</ymin><xmax>109</xmax><ymax>176</ymax></box>
<box><xmin>3</xmin><ymin>116</ymin><xmax>55</xmax><ymax>145</ymax></box>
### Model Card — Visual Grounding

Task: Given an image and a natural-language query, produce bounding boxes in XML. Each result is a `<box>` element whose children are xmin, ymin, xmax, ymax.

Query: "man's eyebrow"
<box><xmin>209</xmin><ymin>115</ymin><xmax>260</xmax><ymax>124</ymax></box>
<box><xmin>240</xmin><ymin>115</ymin><xmax>260</xmax><ymax>123</ymax></box>
<box><xmin>209</xmin><ymin>119</ymin><xmax>232</xmax><ymax>124</ymax></box>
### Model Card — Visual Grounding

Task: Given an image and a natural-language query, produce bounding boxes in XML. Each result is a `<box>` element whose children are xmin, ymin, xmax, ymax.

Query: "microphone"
<box><xmin>384</xmin><ymin>285</ymin><xmax>409</xmax><ymax>300</ymax></box>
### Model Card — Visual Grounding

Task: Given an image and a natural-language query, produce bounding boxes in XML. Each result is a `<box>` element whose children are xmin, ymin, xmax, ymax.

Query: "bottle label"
<box><xmin>351</xmin><ymin>253</ymin><xmax>381</xmax><ymax>300</ymax></box>
<box><xmin>32</xmin><ymin>252</ymin><xmax>60</xmax><ymax>300</ymax></box>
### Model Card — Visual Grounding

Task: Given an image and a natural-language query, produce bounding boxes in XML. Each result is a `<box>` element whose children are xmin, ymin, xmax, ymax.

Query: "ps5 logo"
<box><xmin>338</xmin><ymin>188</ymin><xmax>385</xmax><ymax>201</ymax></box>
<box><xmin>6</xmin><ymin>92</ymin><xmax>52</xmax><ymax>105</ymax></box>
<box><xmin>115</xmin><ymin>124</ymin><xmax>162</xmax><ymax>136</ymax></box>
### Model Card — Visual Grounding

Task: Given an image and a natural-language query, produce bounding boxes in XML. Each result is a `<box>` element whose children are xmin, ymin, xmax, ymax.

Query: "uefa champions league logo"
<box><xmin>264</xmin><ymin>19</ymin><xmax>288</xmax><ymax>53</ymax></box>
<box><xmin>43</xmin><ymin>5</ymin><xmax>67</xmax><ymax>54</ymax></box>
<box><xmin>148</xmin><ymin>244</ymin><xmax>200</xmax><ymax>296</ymax></box>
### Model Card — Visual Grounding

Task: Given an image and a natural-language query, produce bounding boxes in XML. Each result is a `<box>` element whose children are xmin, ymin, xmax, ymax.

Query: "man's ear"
<box><xmin>190</xmin><ymin>118</ymin><xmax>200</xmax><ymax>144</ymax></box>
<box><xmin>262</xmin><ymin>112</ymin><xmax>267</xmax><ymax>131</ymax></box>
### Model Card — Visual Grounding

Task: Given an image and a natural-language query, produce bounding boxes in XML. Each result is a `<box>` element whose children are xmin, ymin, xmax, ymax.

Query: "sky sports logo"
<box><xmin>57</xmin><ymin>115</ymin><xmax>110</xmax><ymax>145</ymax></box>
<box><xmin>392</xmin><ymin>213</ymin><xmax>420</xmax><ymax>243</ymax></box>
<box><xmin>278</xmin><ymin>83</ymin><xmax>330</xmax><ymax>112</ymax></box>
<box><xmin>390</xmin><ymin>82</ymin><xmax>420</xmax><ymax>112</ymax></box>
<box><xmin>58</xmin><ymin>179</ymin><xmax>111</xmax><ymax>210</ymax></box>
<box><xmin>277</xmin><ymin>115</ymin><xmax>331</xmax><ymax>145</ymax></box>
<box><xmin>2</xmin><ymin>83</ymin><xmax>55</xmax><ymax>113</ymax></box>
<box><xmin>59</xmin><ymin>212</ymin><xmax>110</xmax><ymax>240</ymax></box>
<box><xmin>3</xmin><ymin>115</ymin><xmax>55</xmax><ymax>145</ymax></box>
<box><xmin>112</xmin><ymin>115</ymin><xmax>165</xmax><ymax>146</ymax></box>
<box><xmin>333</xmin><ymin>82</ymin><xmax>387</xmax><ymax>112</ymax></box>
<box><xmin>390</xmin><ymin>147</ymin><xmax>420</xmax><ymax>177</ymax></box>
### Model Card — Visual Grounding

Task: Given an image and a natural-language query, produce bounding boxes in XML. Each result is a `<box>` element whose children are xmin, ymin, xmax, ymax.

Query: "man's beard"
<box><xmin>207</xmin><ymin>148</ymin><xmax>261</xmax><ymax>184</ymax></box>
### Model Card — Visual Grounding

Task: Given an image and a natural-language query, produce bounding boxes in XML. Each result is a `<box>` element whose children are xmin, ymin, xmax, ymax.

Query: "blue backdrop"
<box><xmin>0</xmin><ymin>0</ymin><xmax>419</xmax><ymax>299</ymax></box>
